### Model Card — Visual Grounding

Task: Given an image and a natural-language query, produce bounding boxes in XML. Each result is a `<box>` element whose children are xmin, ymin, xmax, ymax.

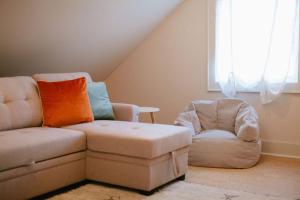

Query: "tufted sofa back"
<box><xmin>0</xmin><ymin>76</ymin><xmax>43</xmax><ymax>131</ymax></box>
<box><xmin>0</xmin><ymin>72</ymin><xmax>94</xmax><ymax>131</ymax></box>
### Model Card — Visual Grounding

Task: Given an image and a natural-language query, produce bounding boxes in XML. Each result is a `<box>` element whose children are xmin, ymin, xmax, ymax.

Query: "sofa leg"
<box><xmin>177</xmin><ymin>174</ymin><xmax>186</xmax><ymax>181</ymax></box>
<box><xmin>138</xmin><ymin>174</ymin><xmax>186</xmax><ymax>196</ymax></box>
<box><xmin>139</xmin><ymin>189</ymin><xmax>156</xmax><ymax>196</ymax></box>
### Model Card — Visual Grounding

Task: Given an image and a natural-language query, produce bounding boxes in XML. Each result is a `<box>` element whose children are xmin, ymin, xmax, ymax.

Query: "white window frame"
<box><xmin>207</xmin><ymin>0</ymin><xmax>300</xmax><ymax>93</ymax></box>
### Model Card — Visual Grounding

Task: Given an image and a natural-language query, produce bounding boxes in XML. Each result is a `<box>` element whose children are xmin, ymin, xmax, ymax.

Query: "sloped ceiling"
<box><xmin>0</xmin><ymin>0</ymin><xmax>183</xmax><ymax>80</ymax></box>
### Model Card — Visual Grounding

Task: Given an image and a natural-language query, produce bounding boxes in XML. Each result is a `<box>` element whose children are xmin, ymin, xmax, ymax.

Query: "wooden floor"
<box><xmin>187</xmin><ymin>155</ymin><xmax>300</xmax><ymax>199</ymax></box>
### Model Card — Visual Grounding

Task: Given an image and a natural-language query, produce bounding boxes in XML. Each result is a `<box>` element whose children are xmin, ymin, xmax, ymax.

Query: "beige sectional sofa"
<box><xmin>0</xmin><ymin>73</ymin><xmax>191</xmax><ymax>199</ymax></box>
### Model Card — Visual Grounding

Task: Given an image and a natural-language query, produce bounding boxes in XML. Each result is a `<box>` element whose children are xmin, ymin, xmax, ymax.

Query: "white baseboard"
<box><xmin>261</xmin><ymin>140</ymin><xmax>300</xmax><ymax>159</ymax></box>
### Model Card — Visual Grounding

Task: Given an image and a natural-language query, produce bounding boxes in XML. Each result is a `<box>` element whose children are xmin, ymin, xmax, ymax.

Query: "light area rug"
<box><xmin>49</xmin><ymin>181</ymin><xmax>295</xmax><ymax>200</ymax></box>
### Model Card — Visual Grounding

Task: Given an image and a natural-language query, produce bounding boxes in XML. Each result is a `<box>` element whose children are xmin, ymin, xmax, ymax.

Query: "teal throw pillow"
<box><xmin>87</xmin><ymin>82</ymin><xmax>115</xmax><ymax>120</ymax></box>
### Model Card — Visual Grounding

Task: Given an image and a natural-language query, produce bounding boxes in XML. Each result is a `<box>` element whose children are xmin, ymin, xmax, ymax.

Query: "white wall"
<box><xmin>106</xmin><ymin>0</ymin><xmax>300</xmax><ymax>157</ymax></box>
<box><xmin>0</xmin><ymin>0</ymin><xmax>182</xmax><ymax>80</ymax></box>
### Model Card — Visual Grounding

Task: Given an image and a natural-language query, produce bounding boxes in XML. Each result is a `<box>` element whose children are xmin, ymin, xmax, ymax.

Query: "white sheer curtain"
<box><xmin>215</xmin><ymin>0</ymin><xmax>299</xmax><ymax>104</ymax></box>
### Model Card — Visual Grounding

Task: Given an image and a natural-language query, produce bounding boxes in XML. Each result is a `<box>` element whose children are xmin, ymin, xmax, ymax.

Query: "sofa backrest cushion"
<box><xmin>192</xmin><ymin>100</ymin><xmax>218</xmax><ymax>130</ymax></box>
<box><xmin>217</xmin><ymin>99</ymin><xmax>244</xmax><ymax>133</ymax></box>
<box><xmin>0</xmin><ymin>76</ymin><xmax>42</xmax><ymax>131</ymax></box>
<box><xmin>33</xmin><ymin>72</ymin><xmax>93</xmax><ymax>83</ymax></box>
<box><xmin>192</xmin><ymin>99</ymin><xmax>244</xmax><ymax>133</ymax></box>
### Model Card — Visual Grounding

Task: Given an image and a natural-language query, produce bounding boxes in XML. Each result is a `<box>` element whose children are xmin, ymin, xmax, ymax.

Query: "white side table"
<box><xmin>139</xmin><ymin>107</ymin><xmax>160</xmax><ymax>124</ymax></box>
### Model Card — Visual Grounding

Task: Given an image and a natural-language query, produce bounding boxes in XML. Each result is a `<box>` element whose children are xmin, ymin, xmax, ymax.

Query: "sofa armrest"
<box><xmin>112</xmin><ymin>103</ymin><xmax>140</xmax><ymax>122</ymax></box>
<box><xmin>235</xmin><ymin>103</ymin><xmax>260</xmax><ymax>142</ymax></box>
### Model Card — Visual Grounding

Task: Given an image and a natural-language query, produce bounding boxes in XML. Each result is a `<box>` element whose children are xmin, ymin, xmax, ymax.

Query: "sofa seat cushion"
<box><xmin>196</xmin><ymin>129</ymin><xmax>237</xmax><ymax>140</ymax></box>
<box><xmin>189</xmin><ymin>129</ymin><xmax>261</xmax><ymax>168</ymax></box>
<box><xmin>0</xmin><ymin>127</ymin><xmax>86</xmax><ymax>171</ymax></box>
<box><xmin>65</xmin><ymin>120</ymin><xmax>192</xmax><ymax>159</ymax></box>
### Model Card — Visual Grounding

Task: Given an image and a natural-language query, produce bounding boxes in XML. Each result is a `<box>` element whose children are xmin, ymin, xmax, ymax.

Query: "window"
<box><xmin>208</xmin><ymin>0</ymin><xmax>300</xmax><ymax>93</ymax></box>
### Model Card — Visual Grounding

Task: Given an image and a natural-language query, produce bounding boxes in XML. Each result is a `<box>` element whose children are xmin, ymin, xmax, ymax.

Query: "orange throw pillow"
<box><xmin>37</xmin><ymin>77</ymin><xmax>94</xmax><ymax>127</ymax></box>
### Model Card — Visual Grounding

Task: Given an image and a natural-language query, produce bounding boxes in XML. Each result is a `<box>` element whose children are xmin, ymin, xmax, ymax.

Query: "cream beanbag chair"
<box><xmin>176</xmin><ymin>99</ymin><xmax>261</xmax><ymax>168</ymax></box>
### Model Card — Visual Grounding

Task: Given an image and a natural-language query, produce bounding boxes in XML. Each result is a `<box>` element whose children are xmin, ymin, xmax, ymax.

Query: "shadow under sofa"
<box><xmin>0</xmin><ymin>73</ymin><xmax>192</xmax><ymax>199</ymax></box>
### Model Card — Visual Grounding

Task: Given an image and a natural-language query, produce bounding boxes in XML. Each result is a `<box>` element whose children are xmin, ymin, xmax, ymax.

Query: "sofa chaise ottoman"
<box><xmin>65</xmin><ymin>120</ymin><xmax>191</xmax><ymax>193</ymax></box>
<box><xmin>0</xmin><ymin>72</ymin><xmax>192</xmax><ymax>199</ymax></box>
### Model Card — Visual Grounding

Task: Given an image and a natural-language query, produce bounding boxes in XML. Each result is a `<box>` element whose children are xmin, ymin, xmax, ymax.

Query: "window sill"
<box><xmin>208</xmin><ymin>87</ymin><xmax>300</xmax><ymax>94</ymax></box>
